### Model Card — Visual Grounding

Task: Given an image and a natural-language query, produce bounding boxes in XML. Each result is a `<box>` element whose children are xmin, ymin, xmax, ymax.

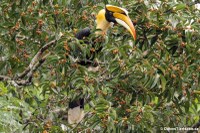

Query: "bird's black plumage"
<box><xmin>75</xmin><ymin>27</ymin><xmax>91</xmax><ymax>40</ymax></box>
<box><xmin>71</xmin><ymin>27</ymin><xmax>103</xmax><ymax>66</ymax></box>
<box><xmin>67</xmin><ymin>5</ymin><xmax>136</xmax><ymax>124</ymax></box>
<box><xmin>68</xmin><ymin>26</ymin><xmax>106</xmax><ymax>114</ymax></box>
<box><xmin>68</xmin><ymin>27</ymin><xmax>96</xmax><ymax>111</ymax></box>
<box><xmin>69</xmin><ymin>98</ymin><xmax>84</xmax><ymax>109</ymax></box>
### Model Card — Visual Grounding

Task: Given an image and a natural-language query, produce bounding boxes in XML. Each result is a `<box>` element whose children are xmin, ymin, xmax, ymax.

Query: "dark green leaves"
<box><xmin>173</xmin><ymin>4</ymin><xmax>187</xmax><ymax>11</ymax></box>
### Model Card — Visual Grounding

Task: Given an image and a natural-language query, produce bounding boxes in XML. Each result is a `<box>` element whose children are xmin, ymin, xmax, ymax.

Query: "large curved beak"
<box><xmin>113</xmin><ymin>13</ymin><xmax>136</xmax><ymax>40</ymax></box>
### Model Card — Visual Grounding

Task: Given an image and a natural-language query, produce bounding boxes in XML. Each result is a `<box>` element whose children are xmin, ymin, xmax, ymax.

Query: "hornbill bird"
<box><xmin>68</xmin><ymin>5</ymin><xmax>136</xmax><ymax>125</ymax></box>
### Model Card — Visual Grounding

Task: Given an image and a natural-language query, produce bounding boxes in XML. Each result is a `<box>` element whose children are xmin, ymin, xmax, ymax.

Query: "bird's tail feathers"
<box><xmin>68</xmin><ymin>106</ymin><xmax>84</xmax><ymax>125</ymax></box>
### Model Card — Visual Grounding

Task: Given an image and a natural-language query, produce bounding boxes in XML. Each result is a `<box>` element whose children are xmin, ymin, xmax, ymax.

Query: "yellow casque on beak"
<box><xmin>106</xmin><ymin>5</ymin><xmax>128</xmax><ymax>15</ymax></box>
<box><xmin>113</xmin><ymin>13</ymin><xmax>136</xmax><ymax>40</ymax></box>
<box><xmin>106</xmin><ymin>5</ymin><xmax>136</xmax><ymax>40</ymax></box>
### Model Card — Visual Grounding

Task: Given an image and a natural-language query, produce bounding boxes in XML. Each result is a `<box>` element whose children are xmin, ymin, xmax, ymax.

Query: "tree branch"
<box><xmin>0</xmin><ymin>39</ymin><xmax>57</xmax><ymax>87</ymax></box>
<box><xmin>0</xmin><ymin>75</ymin><xmax>11</xmax><ymax>81</ymax></box>
<box><xmin>0</xmin><ymin>75</ymin><xmax>20</xmax><ymax>88</ymax></box>
<box><xmin>15</xmin><ymin>55</ymin><xmax>47</xmax><ymax>86</ymax></box>
<box><xmin>16</xmin><ymin>40</ymin><xmax>56</xmax><ymax>79</ymax></box>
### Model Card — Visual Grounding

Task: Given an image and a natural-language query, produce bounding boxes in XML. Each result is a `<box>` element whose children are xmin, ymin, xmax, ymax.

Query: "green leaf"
<box><xmin>0</xmin><ymin>82</ymin><xmax>8</xmax><ymax>96</ymax></box>
<box><xmin>185</xmin><ymin>100</ymin><xmax>190</xmax><ymax>113</ymax></box>
<box><xmin>174</xmin><ymin>4</ymin><xmax>186</xmax><ymax>11</ymax></box>
<box><xmin>150</xmin><ymin>74</ymin><xmax>160</xmax><ymax>89</ymax></box>
<box><xmin>160</xmin><ymin>75</ymin><xmax>166</xmax><ymax>92</ymax></box>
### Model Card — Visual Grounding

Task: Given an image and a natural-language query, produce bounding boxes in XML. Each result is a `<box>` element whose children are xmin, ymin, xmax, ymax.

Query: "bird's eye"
<box><xmin>109</xmin><ymin>11</ymin><xmax>112</xmax><ymax>15</ymax></box>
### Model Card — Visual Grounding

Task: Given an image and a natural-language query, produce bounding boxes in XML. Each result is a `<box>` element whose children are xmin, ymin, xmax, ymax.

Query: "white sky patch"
<box><xmin>144</xmin><ymin>0</ymin><xmax>161</xmax><ymax>8</ymax></box>
<box><xmin>185</xmin><ymin>19</ymin><xmax>195</xmax><ymax>32</ymax></box>
<box><xmin>195</xmin><ymin>3</ymin><xmax>200</xmax><ymax>10</ymax></box>
<box><xmin>61</xmin><ymin>124</ymin><xmax>67</xmax><ymax>131</ymax></box>
<box><xmin>169</xmin><ymin>16</ymin><xmax>179</xmax><ymax>28</ymax></box>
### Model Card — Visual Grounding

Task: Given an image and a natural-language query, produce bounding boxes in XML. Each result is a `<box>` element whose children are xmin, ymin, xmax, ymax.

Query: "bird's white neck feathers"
<box><xmin>95</xmin><ymin>9</ymin><xmax>112</xmax><ymax>35</ymax></box>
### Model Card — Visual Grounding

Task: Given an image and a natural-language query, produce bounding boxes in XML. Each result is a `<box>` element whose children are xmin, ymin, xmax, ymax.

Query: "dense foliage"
<box><xmin>0</xmin><ymin>0</ymin><xmax>200</xmax><ymax>132</ymax></box>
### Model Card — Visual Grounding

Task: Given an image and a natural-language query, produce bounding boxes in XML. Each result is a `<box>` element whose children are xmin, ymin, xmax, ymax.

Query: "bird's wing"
<box><xmin>75</xmin><ymin>27</ymin><xmax>91</xmax><ymax>40</ymax></box>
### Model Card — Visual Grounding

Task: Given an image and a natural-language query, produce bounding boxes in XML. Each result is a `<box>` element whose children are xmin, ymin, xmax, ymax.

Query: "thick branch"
<box><xmin>0</xmin><ymin>75</ymin><xmax>20</xmax><ymax>88</ymax></box>
<box><xmin>0</xmin><ymin>75</ymin><xmax>11</xmax><ymax>81</ymax></box>
<box><xmin>16</xmin><ymin>40</ymin><xmax>56</xmax><ymax>79</ymax></box>
<box><xmin>15</xmin><ymin>56</ymin><xmax>47</xmax><ymax>86</ymax></box>
<box><xmin>0</xmin><ymin>40</ymin><xmax>56</xmax><ymax>87</ymax></box>
<box><xmin>30</xmin><ymin>39</ymin><xmax>56</xmax><ymax>67</ymax></box>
